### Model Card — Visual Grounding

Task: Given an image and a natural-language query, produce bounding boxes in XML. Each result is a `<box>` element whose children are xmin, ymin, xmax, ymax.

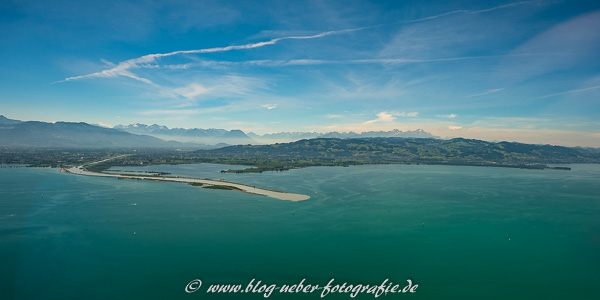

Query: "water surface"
<box><xmin>1</xmin><ymin>164</ymin><xmax>599</xmax><ymax>299</ymax></box>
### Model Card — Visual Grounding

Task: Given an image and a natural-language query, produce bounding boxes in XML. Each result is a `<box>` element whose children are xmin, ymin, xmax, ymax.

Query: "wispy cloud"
<box><xmin>448</xmin><ymin>125</ymin><xmax>463</xmax><ymax>130</ymax></box>
<box><xmin>379</xmin><ymin>1</ymin><xmax>551</xmax><ymax>61</ymax></box>
<box><xmin>398</xmin><ymin>111</ymin><xmax>419</xmax><ymax>117</ymax></box>
<box><xmin>495</xmin><ymin>10</ymin><xmax>600</xmax><ymax>81</ymax></box>
<box><xmin>467</xmin><ymin>88</ymin><xmax>504</xmax><ymax>97</ymax></box>
<box><xmin>61</xmin><ymin>55</ymin><xmax>511</xmax><ymax>87</ymax></box>
<box><xmin>59</xmin><ymin>27</ymin><xmax>368</xmax><ymax>84</ymax></box>
<box><xmin>363</xmin><ymin>111</ymin><xmax>418</xmax><ymax>124</ymax></box>
<box><xmin>326</xmin><ymin>114</ymin><xmax>343</xmax><ymax>118</ymax></box>
<box><xmin>261</xmin><ymin>104</ymin><xmax>277</xmax><ymax>110</ymax></box>
<box><xmin>534</xmin><ymin>85</ymin><xmax>600</xmax><ymax>99</ymax></box>
<box><xmin>438</xmin><ymin>113</ymin><xmax>458</xmax><ymax>118</ymax></box>
<box><xmin>403</xmin><ymin>0</ymin><xmax>545</xmax><ymax>23</ymax></box>
<box><xmin>96</xmin><ymin>122</ymin><xmax>113</xmax><ymax>128</ymax></box>
<box><xmin>155</xmin><ymin>75</ymin><xmax>268</xmax><ymax>105</ymax></box>
<box><xmin>59</xmin><ymin>63</ymin><xmax>158</xmax><ymax>85</ymax></box>
<box><xmin>173</xmin><ymin>83</ymin><xmax>212</xmax><ymax>99</ymax></box>
<box><xmin>190</xmin><ymin>55</ymin><xmax>516</xmax><ymax>69</ymax></box>
<box><xmin>364</xmin><ymin>112</ymin><xmax>395</xmax><ymax>124</ymax></box>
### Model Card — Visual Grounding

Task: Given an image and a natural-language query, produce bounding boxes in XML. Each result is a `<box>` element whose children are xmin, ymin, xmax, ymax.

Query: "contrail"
<box><xmin>534</xmin><ymin>85</ymin><xmax>600</xmax><ymax>99</ymax></box>
<box><xmin>59</xmin><ymin>27</ymin><xmax>367</xmax><ymax>84</ymax></box>
<box><xmin>403</xmin><ymin>0</ymin><xmax>545</xmax><ymax>23</ymax></box>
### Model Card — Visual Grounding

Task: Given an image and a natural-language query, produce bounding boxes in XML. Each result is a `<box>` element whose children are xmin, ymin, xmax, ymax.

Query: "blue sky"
<box><xmin>1</xmin><ymin>0</ymin><xmax>599</xmax><ymax>146</ymax></box>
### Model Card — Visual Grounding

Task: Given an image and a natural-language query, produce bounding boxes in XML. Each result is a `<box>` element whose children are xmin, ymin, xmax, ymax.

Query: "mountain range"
<box><xmin>114</xmin><ymin>123</ymin><xmax>439</xmax><ymax>145</ymax></box>
<box><xmin>113</xmin><ymin>123</ymin><xmax>255</xmax><ymax>146</ymax></box>
<box><xmin>0</xmin><ymin>116</ymin><xmax>184</xmax><ymax>148</ymax></box>
<box><xmin>0</xmin><ymin>115</ymin><xmax>440</xmax><ymax>148</ymax></box>
<box><xmin>245</xmin><ymin>129</ymin><xmax>438</xmax><ymax>143</ymax></box>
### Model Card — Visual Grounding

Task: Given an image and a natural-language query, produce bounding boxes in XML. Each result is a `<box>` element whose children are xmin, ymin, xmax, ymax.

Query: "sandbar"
<box><xmin>64</xmin><ymin>160</ymin><xmax>310</xmax><ymax>201</ymax></box>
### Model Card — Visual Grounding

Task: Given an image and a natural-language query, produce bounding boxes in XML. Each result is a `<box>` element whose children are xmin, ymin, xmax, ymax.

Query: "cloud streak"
<box><xmin>403</xmin><ymin>0</ymin><xmax>545</xmax><ymax>23</ymax></box>
<box><xmin>438</xmin><ymin>114</ymin><xmax>458</xmax><ymax>118</ymax></box>
<box><xmin>261</xmin><ymin>104</ymin><xmax>277</xmax><ymax>110</ymax></box>
<box><xmin>534</xmin><ymin>85</ymin><xmax>600</xmax><ymax>99</ymax></box>
<box><xmin>467</xmin><ymin>88</ymin><xmax>504</xmax><ymax>97</ymax></box>
<box><xmin>192</xmin><ymin>54</ymin><xmax>526</xmax><ymax>69</ymax></box>
<box><xmin>246</xmin><ymin>56</ymin><xmax>504</xmax><ymax>66</ymax></box>
<box><xmin>363</xmin><ymin>111</ymin><xmax>418</xmax><ymax>124</ymax></box>
<box><xmin>60</xmin><ymin>27</ymin><xmax>367</xmax><ymax>84</ymax></box>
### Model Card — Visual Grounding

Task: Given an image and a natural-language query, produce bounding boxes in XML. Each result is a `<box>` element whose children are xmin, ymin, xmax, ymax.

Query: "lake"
<box><xmin>1</xmin><ymin>164</ymin><xmax>599</xmax><ymax>299</ymax></box>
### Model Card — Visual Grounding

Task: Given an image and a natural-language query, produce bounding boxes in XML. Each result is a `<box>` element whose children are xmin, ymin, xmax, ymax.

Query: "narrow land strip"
<box><xmin>63</xmin><ymin>158</ymin><xmax>310</xmax><ymax>201</ymax></box>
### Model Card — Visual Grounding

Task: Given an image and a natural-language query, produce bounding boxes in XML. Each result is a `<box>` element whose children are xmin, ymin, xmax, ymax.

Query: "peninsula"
<box><xmin>63</xmin><ymin>156</ymin><xmax>310</xmax><ymax>201</ymax></box>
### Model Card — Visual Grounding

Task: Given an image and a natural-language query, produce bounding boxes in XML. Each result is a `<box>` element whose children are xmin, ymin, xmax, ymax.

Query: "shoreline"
<box><xmin>63</xmin><ymin>163</ymin><xmax>310</xmax><ymax>202</ymax></box>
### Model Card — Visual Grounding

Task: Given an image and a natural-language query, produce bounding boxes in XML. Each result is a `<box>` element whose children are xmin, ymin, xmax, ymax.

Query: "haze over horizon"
<box><xmin>1</xmin><ymin>0</ymin><xmax>599</xmax><ymax>147</ymax></box>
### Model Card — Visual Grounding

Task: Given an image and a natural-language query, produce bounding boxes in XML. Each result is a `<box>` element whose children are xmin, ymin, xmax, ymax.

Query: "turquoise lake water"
<box><xmin>1</xmin><ymin>164</ymin><xmax>599</xmax><ymax>299</ymax></box>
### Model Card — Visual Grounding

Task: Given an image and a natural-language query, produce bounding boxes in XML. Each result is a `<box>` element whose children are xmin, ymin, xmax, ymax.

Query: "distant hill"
<box><xmin>0</xmin><ymin>118</ymin><xmax>186</xmax><ymax>148</ymax></box>
<box><xmin>114</xmin><ymin>123</ymin><xmax>256</xmax><ymax>146</ymax></box>
<box><xmin>87</xmin><ymin>137</ymin><xmax>598</xmax><ymax>174</ymax></box>
<box><xmin>0</xmin><ymin>115</ymin><xmax>23</xmax><ymax>125</ymax></box>
<box><xmin>198</xmin><ymin>137</ymin><xmax>600</xmax><ymax>170</ymax></box>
